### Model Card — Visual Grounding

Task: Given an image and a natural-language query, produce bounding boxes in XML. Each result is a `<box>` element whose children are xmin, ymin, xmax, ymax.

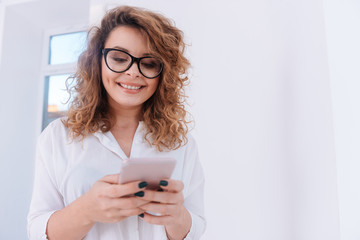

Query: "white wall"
<box><xmin>0</xmin><ymin>1</ymin><xmax>88</xmax><ymax>239</ymax></box>
<box><xmin>0</xmin><ymin>2</ymin><xmax>5</xmax><ymax>66</ymax></box>
<box><xmin>184</xmin><ymin>1</ymin><xmax>339</xmax><ymax>239</ymax></box>
<box><xmin>2</xmin><ymin>0</ymin><xmax>357</xmax><ymax>239</ymax></box>
<box><xmin>0</xmin><ymin>5</ymin><xmax>43</xmax><ymax>240</ymax></box>
<box><xmin>324</xmin><ymin>1</ymin><xmax>360</xmax><ymax>239</ymax></box>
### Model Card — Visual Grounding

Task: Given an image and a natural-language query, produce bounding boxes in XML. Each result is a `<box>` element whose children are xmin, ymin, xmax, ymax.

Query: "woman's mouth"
<box><xmin>117</xmin><ymin>83</ymin><xmax>144</xmax><ymax>90</ymax></box>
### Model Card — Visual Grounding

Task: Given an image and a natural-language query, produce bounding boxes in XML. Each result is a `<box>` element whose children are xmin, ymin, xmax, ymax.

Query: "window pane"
<box><xmin>42</xmin><ymin>74</ymin><xmax>76</xmax><ymax>129</ymax></box>
<box><xmin>49</xmin><ymin>31</ymin><xmax>87</xmax><ymax>65</ymax></box>
<box><xmin>48</xmin><ymin>74</ymin><xmax>73</xmax><ymax>112</ymax></box>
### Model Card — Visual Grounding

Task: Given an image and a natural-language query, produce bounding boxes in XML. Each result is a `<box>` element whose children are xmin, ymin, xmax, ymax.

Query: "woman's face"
<box><xmin>101</xmin><ymin>26</ymin><xmax>160</xmax><ymax>113</ymax></box>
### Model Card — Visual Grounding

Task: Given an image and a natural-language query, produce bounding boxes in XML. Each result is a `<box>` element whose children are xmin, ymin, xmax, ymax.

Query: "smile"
<box><xmin>117</xmin><ymin>83</ymin><xmax>143</xmax><ymax>90</ymax></box>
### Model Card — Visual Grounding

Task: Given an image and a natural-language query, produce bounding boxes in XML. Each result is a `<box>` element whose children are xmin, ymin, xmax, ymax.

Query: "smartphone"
<box><xmin>118</xmin><ymin>157</ymin><xmax>176</xmax><ymax>189</ymax></box>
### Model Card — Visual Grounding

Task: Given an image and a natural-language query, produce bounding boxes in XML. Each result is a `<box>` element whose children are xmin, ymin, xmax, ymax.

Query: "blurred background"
<box><xmin>0</xmin><ymin>0</ymin><xmax>359</xmax><ymax>239</ymax></box>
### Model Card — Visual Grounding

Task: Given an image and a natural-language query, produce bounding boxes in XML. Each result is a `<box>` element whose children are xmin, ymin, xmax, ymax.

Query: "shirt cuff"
<box><xmin>28</xmin><ymin>210</ymin><xmax>57</xmax><ymax>240</ymax></box>
<box><xmin>183</xmin><ymin>210</ymin><xmax>205</xmax><ymax>240</ymax></box>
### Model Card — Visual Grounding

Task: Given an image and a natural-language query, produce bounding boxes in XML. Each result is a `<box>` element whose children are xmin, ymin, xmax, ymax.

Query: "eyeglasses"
<box><xmin>102</xmin><ymin>48</ymin><xmax>163</xmax><ymax>79</ymax></box>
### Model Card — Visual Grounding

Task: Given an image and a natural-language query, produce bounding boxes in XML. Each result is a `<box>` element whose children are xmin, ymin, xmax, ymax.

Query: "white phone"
<box><xmin>118</xmin><ymin>157</ymin><xmax>176</xmax><ymax>189</ymax></box>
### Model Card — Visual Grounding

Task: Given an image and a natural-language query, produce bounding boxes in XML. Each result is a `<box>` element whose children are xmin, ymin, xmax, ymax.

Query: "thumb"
<box><xmin>100</xmin><ymin>174</ymin><xmax>120</xmax><ymax>184</ymax></box>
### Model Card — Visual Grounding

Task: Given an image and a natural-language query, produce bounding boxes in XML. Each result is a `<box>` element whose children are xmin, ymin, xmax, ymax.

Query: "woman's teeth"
<box><xmin>119</xmin><ymin>83</ymin><xmax>141</xmax><ymax>90</ymax></box>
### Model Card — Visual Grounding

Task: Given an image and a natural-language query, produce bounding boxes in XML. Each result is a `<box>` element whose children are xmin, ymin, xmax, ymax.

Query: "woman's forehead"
<box><xmin>104</xmin><ymin>26</ymin><xmax>151</xmax><ymax>57</ymax></box>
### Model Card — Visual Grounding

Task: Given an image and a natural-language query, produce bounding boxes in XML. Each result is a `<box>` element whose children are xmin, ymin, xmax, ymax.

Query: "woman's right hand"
<box><xmin>46</xmin><ymin>174</ymin><xmax>148</xmax><ymax>239</ymax></box>
<box><xmin>79</xmin><ymin>174</ymin><xmax>149</xmax><ymax>224</ymax></box>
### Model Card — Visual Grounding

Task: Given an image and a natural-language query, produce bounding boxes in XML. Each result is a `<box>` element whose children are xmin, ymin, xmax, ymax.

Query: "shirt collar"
<box><xmin>93</xmin><ymin>121</ymin><xmax>145</xmax><ymax>160</ymax></box>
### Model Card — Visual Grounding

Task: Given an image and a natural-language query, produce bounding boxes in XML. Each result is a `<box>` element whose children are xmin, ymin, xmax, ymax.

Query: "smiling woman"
<box><xmin>27</xmin><ymin>5</ymin><xmax>205</xmax><ymax>240</ymax></box>
<box><xmin>100</xmin><ymin>26</ymin><xmax>161</xmax><ymax>124</ymax></box>
<box><xmin>64</xmin><ymin>6</ymin><xmax>190</xmax><ymax>152</ymax></box>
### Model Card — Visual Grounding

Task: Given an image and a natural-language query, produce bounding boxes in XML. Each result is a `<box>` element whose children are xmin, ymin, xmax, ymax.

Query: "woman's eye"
<box><xmin>112</xmin><ymin>57</ymin><xmax>128</xmax><ymax>63</ymax></box>
<box><xmin>141</xmin><ymin>62</ymin><xmax>157</xmax><ymax>69</ymax></box>
<box><xmin>142</xmin><ymin>63</ymin><xmax>155</xmax><ymax>69</ymax></box>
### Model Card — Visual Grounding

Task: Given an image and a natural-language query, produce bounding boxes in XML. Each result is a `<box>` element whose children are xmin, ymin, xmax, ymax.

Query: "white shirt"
<box><xmin>27</xmin><ymin>119</ymin><xmax>206</xmax><ymax>240</ymax></box>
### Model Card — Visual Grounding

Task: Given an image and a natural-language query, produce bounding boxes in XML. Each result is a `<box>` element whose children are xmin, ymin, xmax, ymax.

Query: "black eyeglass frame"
<box><xmin>102</xmin><ymin>48</ymin><xmax>164</xmax><ymax>79</ymax></box>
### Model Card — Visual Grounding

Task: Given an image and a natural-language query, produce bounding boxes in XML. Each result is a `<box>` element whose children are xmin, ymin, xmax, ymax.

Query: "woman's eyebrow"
<box><xmin>111</xmin><ymin>46</ymin><xmax>152</xmax><ymax>57</ymax></box>
<box><xmin>111</xmin><ymin>46</ymin><xmax>129</xmax><ymax>52</ymax></box>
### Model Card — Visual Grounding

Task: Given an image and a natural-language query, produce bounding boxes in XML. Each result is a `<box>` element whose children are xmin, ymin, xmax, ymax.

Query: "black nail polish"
<box><xmin>134</xmin><ymin>191</ymin><xmax>145</xmax><ymax>197</ymax></box>
<box><xmin>138</xmin><ymin>181</ymin><xmax>148</xmax><ymax>189</ymax></box>
<box><xmin>159</xmin><ymin>180</ymin><xmax>168</xmax><ymax>186</ymax></box>
<box><xmin>138</xmin><ymin>213</ymin><xmax>144</xmax><ymax>218</ymax></box>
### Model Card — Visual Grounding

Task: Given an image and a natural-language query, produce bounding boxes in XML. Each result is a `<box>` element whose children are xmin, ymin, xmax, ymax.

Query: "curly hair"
<box><xmin>63</xmin><ymin>5</ymin><xmax>191</xmax><ymax>151</ymax></box>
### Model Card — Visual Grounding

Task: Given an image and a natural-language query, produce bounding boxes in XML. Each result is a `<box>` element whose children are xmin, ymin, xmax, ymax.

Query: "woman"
<box><xmin>27</xmin><ymin>6</ymin><xmax>205</xmax><ymax>240</ymax></box>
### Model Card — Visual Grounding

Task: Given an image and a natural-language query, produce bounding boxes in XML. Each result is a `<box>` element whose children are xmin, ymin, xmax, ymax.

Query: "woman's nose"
<box><xmin>125</xmin><ymin>61</ymin><xmax>141</xmax><ymax>78</ymax></box>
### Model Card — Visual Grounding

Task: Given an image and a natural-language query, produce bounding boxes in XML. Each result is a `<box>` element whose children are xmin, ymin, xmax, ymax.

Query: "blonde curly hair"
<box><xmin>63</xmin><ymin>5</ymin><xmax>191</xmax><ymax>151</ymax></box>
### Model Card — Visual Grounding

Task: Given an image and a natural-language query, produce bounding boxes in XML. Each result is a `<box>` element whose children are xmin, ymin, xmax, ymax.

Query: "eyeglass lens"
<box><xmin>105</xmin><ymin>50</ymin><xmax>162</xmax><ymax>78</ymax></box>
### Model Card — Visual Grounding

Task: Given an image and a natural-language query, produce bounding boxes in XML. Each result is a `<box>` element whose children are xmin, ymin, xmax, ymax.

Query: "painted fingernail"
<box><xmin>159</xmin><ymin>180</ymin><xmax>168</xmax><ymax>186</ymax></box>
<box><xmin>138</xmin><ymin>213</ymin><xmax>144</xmax><ymax>218</ymax></box>
<box><xmin>134</xmin><ymin>191</ymin><xmax>145</xmax><ymax>197</ymax></box>
<box><xmin>138</xmin><ymin>181</ymin><xmax>148</xmax><ymax>189</ymax></box>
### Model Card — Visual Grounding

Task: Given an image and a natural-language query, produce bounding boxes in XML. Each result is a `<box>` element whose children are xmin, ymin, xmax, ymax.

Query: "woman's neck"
<box><xmin>108</xmin><ymin>105</ymin><xmax>142</xmax><ymax>158</ymax></box>
<box><xmin>109</xmin><ymin>106</ymin><xmax>142</xmax><ymax>129</ymax></box>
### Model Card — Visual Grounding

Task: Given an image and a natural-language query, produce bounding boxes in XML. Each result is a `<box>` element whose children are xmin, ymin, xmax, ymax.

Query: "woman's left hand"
<box><xmin>138</xmin><ymin>179</ymin><xmax>191</xmax><ymax>240</ymax></box>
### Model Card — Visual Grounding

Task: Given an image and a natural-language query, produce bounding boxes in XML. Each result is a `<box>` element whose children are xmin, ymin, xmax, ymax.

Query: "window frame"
<box><xmin>38</xmin><ymin>25</ymin><xmax>88</xmax><ymax>132</ymax></box>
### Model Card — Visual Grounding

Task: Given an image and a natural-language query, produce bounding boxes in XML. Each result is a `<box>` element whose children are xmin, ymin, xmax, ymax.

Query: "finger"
<box><xmin>100</xmin><ymin>174</ymin><xmax>121</xmax><ymax>184</ymax></box>
<box><xmin>159</xmin><ymin>179</ymin><xmax>184</xmax><ymax>193</ymax></box>
<box><xmin>142</xmin><ymin>190</ymin><xmax>184</xmax><ymax>204</ymax></box>
<box><xmin>109</xmin><ymin>197</ymin><xmax>150</xmax><ymax>210</ymax></box>
<box><xmin>139</xmin><ymin>202</ymin><xmax>178</xmax><ymax>215</ymax></box>
<box><xmin>104</xmin><ymin>180</ymin><xmax>148</xmax><ymax>198</ymax></box>
<box><xmin>106</xmin><ymin>208</ymin><xmax>144</xmax><ymax>222</ymax></box>
<box><xmin>118</xmin><ymin>208</ymin><xmax>144</xmax><ymax>217</ymax></box>
<box><xmin>140</xmin><ymin>212</ymin><xmax>173</xmax><ymax>226</ymax></box>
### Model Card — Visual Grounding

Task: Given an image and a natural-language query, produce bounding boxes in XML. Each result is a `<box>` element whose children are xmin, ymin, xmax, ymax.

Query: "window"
<box><xmin>49</xmin><ymin>32</ymin><xmax>87</xmax><ymax>64</ymax></box>
<box><xmin>41</xmin><ymin>29</ymin><xmax>87</xmax><ymax>130</ymax></box>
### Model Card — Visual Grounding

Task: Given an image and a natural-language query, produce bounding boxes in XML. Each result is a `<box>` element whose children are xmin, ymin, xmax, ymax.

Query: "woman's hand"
<box><xmin>139</xmin><ymin>179</ymin><xmax>192</xmax><ymax>240</ymax></box>
<box><xmin>79</xmin><ymin>174</ymin><xmax>150</xmax><ymax>224</ymax></box>
<box><xmin>46</xmin><ymin>174</ymin><xmax>150</xmax><ymax>240</ymax></box>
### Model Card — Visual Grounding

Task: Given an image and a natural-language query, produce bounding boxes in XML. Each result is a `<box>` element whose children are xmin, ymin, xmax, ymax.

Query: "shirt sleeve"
<box><xmin>182</xmin><ymin>137</ymin><xmax>206</xmax><ymax>239</ymax></box>
<box><xmin>27</xmin><ymin>129</ymin><xmax>65</xmax><ymax>240</ymax></box>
